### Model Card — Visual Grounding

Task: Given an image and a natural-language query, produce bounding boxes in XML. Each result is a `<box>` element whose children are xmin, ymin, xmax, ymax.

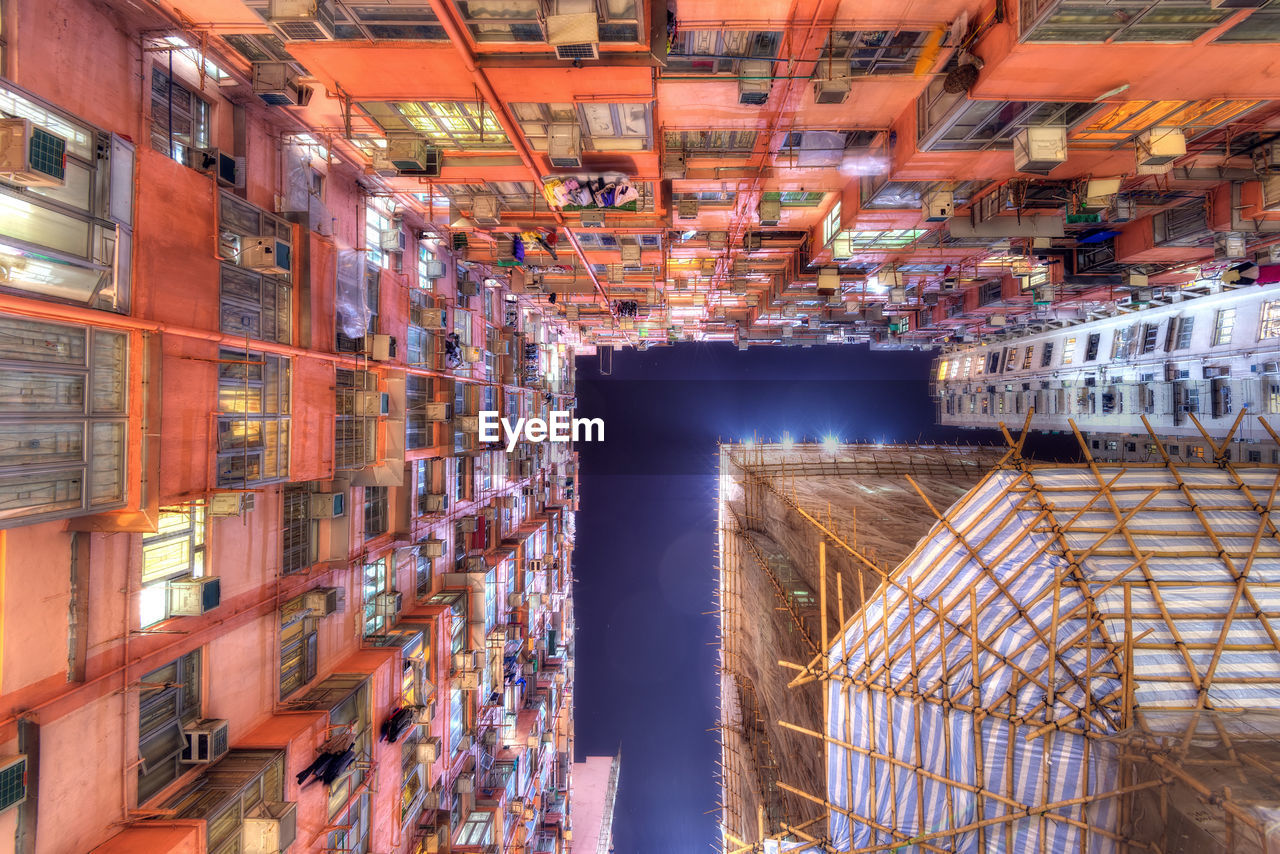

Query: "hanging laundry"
<box><xmin>512</xmin><ymin>235</ymin><xmax>526</xmax><ymax>263</ymax></box>
<box><xmin>320</xmin><ymin>748</ymin><xmax>356</xmax><ymax>785</ymax></box>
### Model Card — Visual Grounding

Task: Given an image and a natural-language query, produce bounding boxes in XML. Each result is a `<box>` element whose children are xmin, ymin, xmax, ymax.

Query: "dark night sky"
<box><xmin>568</xmin><ymin>343</ymin><xmax>1075</xmax><ymax>853</ymax></box>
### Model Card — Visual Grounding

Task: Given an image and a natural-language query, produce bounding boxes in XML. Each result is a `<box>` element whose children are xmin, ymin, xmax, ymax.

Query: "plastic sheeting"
<box><xmin>335</xmin><ymin>247</ymin><xmax>370</xmax><ymax>339</ymax></box>
<box><xmin>825</xmin><ymin>465</ymin><xmax>1280</xmax><ymax>853</ymax></box>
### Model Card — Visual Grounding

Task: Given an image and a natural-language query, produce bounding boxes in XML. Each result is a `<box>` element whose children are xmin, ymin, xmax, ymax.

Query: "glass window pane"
<box><xmin>0</xmin><ymin>421</ymin><xmax>84</xmax><ymax>465</ymax></box>
<box><xmin>90</xmin><ymin>421</ymin><xmax>125</xmax><ymax>504</ymax></box>
<box><xmin>0</xmin><ymin>192</ymin><xmax>91</xmax><ymax>257</ymax></box>
<box><xmin>0</xmin><ymin>469</ymin><xmax>82</xmax><ymax>519</ymax></box>
<box><xmin>0</xmin><ymin>316</ymin><xmax>86</xmax><ymax>364</ymax></box>
<box><xmin>0</xmin><ymin>371</ymin><xmax>85</xmax><ymax>413</ymax></box>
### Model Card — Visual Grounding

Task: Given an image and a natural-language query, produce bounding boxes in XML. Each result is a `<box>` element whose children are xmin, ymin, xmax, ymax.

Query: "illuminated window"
<box><xmin>0</xmin><ymin>316</ymin><xmax>128</xmax><ymax>525</ymax></box>
<box><xmin>1021</xmin><ymin>0</ymin><xmax>1231</xmax><ymax>43</ymax></box>
<box><xmin>1213</xmin><ymin>308</ymin><xmax>1236</xmax><ymax>346</ymax></box>
<box><xmin>449</xmin><ymin>686</ymin><xmax>465</xmax><ymax>752</ymax></box>
<box><xmin>359</xmin><ymin>100</ymin><xmax>510</xmax><ymax>150</ymax></box>
<box><xmin>1062</xmin><ymin>337</ymin><xmax>1076</xmax><ymax>365</ymax></box>
<box><xmin>1261</xmin><ymin>301</ymin><xmax>1280</xmax><ymax>339</ymax></box>
<box><xmin>362</xmin><ymin>557</ymin><xmax>388</xmax><ymax>635</ymax></box>
<box><xmin>327</xmin><ymin>793</ymin><xmax>371</xmax><ymax>854</ymax></box>
<box><xmin>138</xmin><ymin>650</ymin><xmax>201</xmax><ymax>804</ymax></box>
<box><xmin>140</xmin><ymin>503</ymin><xmax>207</xmax><ymax>628</ymax></box>
<box><xmin>216</xmin><ymin>348</ymin><xmax>290</xmax><ymax>487</ymax></box>
<box><xmin>279</xmin><ymin>596</ymin><xmax>317</xmax><ymax>698</ymax></box>
<box><xmin>513</xmin><ymin>102</ymin><xmax>652</xmax><ymax>152</ymax></box>
<box><xmin>150</xmin><ymin>66</ymin><xmax>209</xmax><ymax>164</ymax></box>
<box><xmin>417</xmin><ymin>243</ymin><xmax>436</xmax><ymax>290</ymax></box>
<box><xmin>1023</xmin><ymin>348</ymin><xmax>1034</xmax><ymax>370</ymax></box>
<box><xmin>665</xmin><ymin>29</ymin><xmax>781</xmax><ymax>73</ymax></box>
<box><xmin>366</xmin><ymin>204</ymin><xmax>392</xmax><ymax>270</ymax></box>
<box><xmin>1005</xmin><ymin>348</ymin><xmax>1019</xmax><ymax>371</ymax></box>
<box><xmin>917</xmin><ymin>78</ymin><xmax>1098</xmax><ymax>151</ymax></box>
<box><xmin>760</xmin><ymin>191</ymin><xmax>828</xmax><ymax>207</ymax></box>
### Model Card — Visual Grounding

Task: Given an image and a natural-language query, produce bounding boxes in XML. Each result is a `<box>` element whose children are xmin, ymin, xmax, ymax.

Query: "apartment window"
<box><xmin>217</xmin><ymin>193</ymin><xmax>292</xmax><ymax>344</ymax></box>
<box><xmin>664</xmin><ymin>129</ymin><xmax>759</xmax><ymax>154</ymax></box>
<box><xmin>1269</xmin><ymin>382</ymin><xmax>1280</xmax><ymax>414</ymax></box>
<box><xmin>1213</xmin><ymin>308</ymin><xmax>1236</xmax><ymax>346</ymax></box>
<box><xmin>1062</xmin><ymin>337</ymin><xmax>1077</xmax><ymax>365</ymax></box>
<box><xmin>1212</xmin><ymin>377</ymin><xmax>1233</xmax><ymax>419</ymax></box>
<box><xmin>1022</xmin><ymin>348</ymin><xmax>1034</xmax><ymax>370</ymax></box>
<box><xmin>328</xmin><ymin>793</ymin><xmax>371</xmax><ymax>854</ymax></box>
<box><xmin>821</xmin><ymin>29</ymin><xmax>931</xmax><ymax>75</ymax></box>
<box><xmin>1005</xmin><ymin>348</ymin><xmax>1019</xmax><ymax>372</ymax></box>
<box><xmin>1020</xmin><ymin>0</ymin><xmax>1232</xmax><ymax>43</ymax></box>
<box><xmin>917</xmin><ymin>79</ymin><xmax>1098</xmax><ymax>151</ymax></box>
<box><xmin>279</xmin><ymin>597</ymin><xmax>318</xmax><ymax>699</ymax></box>
<box><xmin>216</xmin><ymin>348</ymin><xmax>290</xmax><ymax>487</ymax></box>
<box><xmin>1250</xmin><ymin>450</ymin><xmax>1263</xmax><ymax>463</ymax></box>
<box><xmin>359</xmin><ymin>100</ymin><xmax>510</xmax><ymax>150</ymax></box>
<box><xmin>150</xmin><ymin>66</ymin><xmax>209</xmax><ymax>164</ymax></box>
<box><xmin>138</xmin><ymin>650</ymin><xmax>202</xmax><ymax>804</ymax></box>
<box><xmin>823</xmin><ymin>201</ymin><xmax>843</xmax><ymax>246</ymax></box>
<box><xmin>417</xmin><ymin>244</ymin><xmax>437</xmax><ymax>290</ymax></box>
<box><xmin>514</xmin><ymin>102</ymin><xmax>652</xmax><ymax>152</ymax></box>
<box><xmin>1190</xmin><ymin>445</ymin><xmax>1205</xmax><ymax>459</ymax></box>
<box><xmin>1167</xmin><ymin>316</ymin><xmax>1194</xmax><ymax>351</ymax></box>
<box><xmin>665</xmin><ymin>29</ymin><xmax>782</xmax><ymax>73</ymax></box>
<box><xmin>1</xmin><ymin>82</ymin><xmax>134</xmax><ymax>311</ymax></box>
<box><xmin>406</xmin><ymin>375</ymin><xmax>433</xmax><ymax>450</ymax></box>
<box><xmin>362</xmin><ymin>557</ymin><xmax>389</xmax><ymax>635</ymax></box>
<box><xmin>282</xmin><ymin>486</ymin><xmax>318</xmax><ymax>574</ymax></box>
<box><xmin>0</xmin><ymin>317</ymin><xmax>128</xmax><ymax>525</ymax></box>
<box><xmin>363</xmin><ymin>486</ymin><xmax>388</xmax><ymax>539</ymax></box>
<box><xmin>1040</xmin><ymin>342</ymin><xmax>1055</xmax><ymax>368</ymax></box>
<box><xmin>1140</xmin><ymin>323</ymin><xmax>1161</xmax><ymax>354</ymax></box>
<box><xmin>449</xmin><ymin>685</ymin><xmax>465</xmax><ymax>751</ymax></box>
<box><xmin>456</xmin><ymin>810</ymin><xmax>494</xmax><ymax>846</ymax></box>
<box><xmin>1111</xmin><ymin>326</ymin><xmax>1133</xmax><ymax>359</ymax></box>
<box><xmin>1261</xmin><ymin>301</ymin><xmax>1280</xmax><ymax>339</ymax></box>
<box><xmin>366</xmin><ymin>204</ymin><xmax>392</xmax><ymax>270</ymax></box>
<box><xmin>416</xmin><ymin>549</ymin><xmax>433</xmax><ymax>599</ymax></box>
<box><xmin>1084</xmin><ymin>332</ymin><xmax>1101</xmax><ymax>362</ymax></box>
<box><xmin>335</xmin><ymin>369</ymin><xmax>378</xmax><ymax>470</ymax></box>
<box><xmin>457</xmin><ymin>0</ymin><xmax>638</xmax><ymax>43</ymax></box>
<box><xmin>761</xmin><ymin>191</ymin><xmax>829</xmax><ymax>207</ymax></box>
<box><xmin>140</xmin><ymin>503</ymin><xmax>207</xmax><ymax>628</ymax></box>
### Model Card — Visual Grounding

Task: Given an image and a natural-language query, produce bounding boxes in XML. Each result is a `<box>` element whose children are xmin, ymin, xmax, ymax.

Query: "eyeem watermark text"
<box><xmin>479</xmin><ymin>410</ymin><xmax>603</xmax><ymax>452</ymax></box>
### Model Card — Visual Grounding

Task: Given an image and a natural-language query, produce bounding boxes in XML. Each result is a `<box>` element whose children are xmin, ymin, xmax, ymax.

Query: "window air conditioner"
<box><xmin>738</xmin><ymin>60</ymin><xmax>773</xmax><ymax>105</ymax></box>
<box><xmin>1136</xmin><ymin>127</ymin><xmax>1186</xmax><ymax>168</ymax></box>
<box><xmin>419</xmin><ymin>493</ymin><xmax>447</xmax><ymax>514</ymax></box>
<box><xmin>456</xmin><ymin>416</ymin><xmax>480</xmax><ymax>435</ymax></box>
<box><xmin>989</xmin><ymin>314</ymin><xmax>1008</xmax><ymax>327</ymax></box>
<box><xmin>471</xmin><ymin>194</ymin><xmax>501</xmax><ymax>227</ymax></box>
<box><xmin>309</xmin><ymin>492</ymin><xmax>345</xmax><ymax>519</ymax></box>
<box><xmin>355</xmin><ymin>390</ymin><xmax>390</xmax><ymax>417</ymax></box>
<box><xmin>424</xmin><ymin>402</ymin><xmax>449</xmax><ymax>421</ymax></box>
<box><xmin>189</xmin><ymin>147</ymin><xmax>242</xmax><ymax>188</ymax></box>
<box><xmin>266</xmin><ymin>0</ymin><xmax>336</xmax><ymax>40</ymax></box>
<box><xmin>507</xmin><ymin>591</ymin><xmax>524</xmax><ymax>608</ymax></box>
<box><xmin>304</xmin><ymin>586</ymin><xmax>343</xmax><ymax>616</ymax></box>
<box><xmin>363</xmin><ymin>333</ymin><xmax>395</xmax><ymax>362</ymax></box>
<box><xmin>415</xmin><ymin>307</ymin><xmax>446</xmax><ymax>329</ymax></box>
<box><xmin>816</xmin><ymin>267</ymin><xmax>839</xmax><ymax>295</ymax></box>
<box><xmin>677</xmin><ymin>198</ymin><xmax>698</xmax><ymax>219</ymax></box>
<box><xmin>707</xmin><ymin>232</ymin><xmax>728</xmax><ymax>251</ymax></box>
<box><xmin>241</xmin><ymin>237</ymin><xmax>291</xmax><ymax>275</ymax></box>
<box><xmin>1259</xmin><ymin>173</ymin><xmax>1280</xmax><ymax>213</ymax></box>
<box><xmin>0</xmin><ymin>118</ymin><xmax>67</xmax><ymax>188</ymax></box>
<box><xmin>379</xmin><ymin>227</ymin><xmax>406</xmax><ymax>253</ymax></box>
<box><xmin>812</xmin><ymin>64</ymin><xmax>851</xmax><ymax>105</ymax></box>
<box><xmin>547</xmin><ymin>122</ymin><xmax>582</xmax><ymax>168</ymax></box>
<box><xmin>456</xmin><ymin>670</ymin><xmax>481</xmax><ymax>690</ymax></box>
<box><xmin>758</xmin><ymin>198</ymin><xmax>781</xmax><ymax>227</ymax></box>
<box><xmin>385</xmin><ymin>136</ymin><xmax>441</xmax><ymax>175</ymax></box>
<box><xmin>168</xmin><ymin>576</ymin><xmax>221</xmax><ymax>616</ymax></box>
<box><xmin>421</xmin><ymin>259</ymin><xmax>447</xmax><ymax>279</ymax></box>
<box><xmin>662</xmin><ymin>149</ymin><xmax>686</xmax><ymax>179</ymax></box>
<box><xmin>620</xmin><ymin>243</ymin><xmax>641</xmax><ymax>264</ymax></box>
<box><xmin>0</xmin><ymin>757</ymin><xmax>27</xmax><ymax>812</ymax></box>
<box><xmin>546</xmin><ymin>12</ymin><xmax>600</xmax><ymax>61</ymax></box>
<box><xmin>208</xmin><ymin>492</ymin><xmax>253</xmax><ymax>517</ymax></box>
<box><xmin>180</xmin><ymin>719</ymin><xmax>230</xmax><ymax>764</ymax></box>
<box><xmin>242</xmin><ymin>801</ymin><xmax>298</xmax><ymax>854</ymax></box>
<box><xmin>422</xmin><ymin>536</ymin><xmax>445</xmax><ymax>557</ymax></box>
<box><xmin>1012</xmin><ymin>126</ymin><xmax>1067</xmax><ymax>175</ymax></box>
<box><xmin>375</xmin><ymin>590</ymin><xmax>403</xmax><ymax>619</ymax></box>
<box><xmin>463</xmin><ymin>346</ymin><xmax>484</xmax><ymax>363</ymax></box>
<box><xmin>579</xmin><ymin>210</ymin><xmax>605</xmax><ymax>227</ymax></box>
<box><xmin>460</xmin><ymin>515</ymin><xmax>479</xmax><ymax>533</ymax></box>
<box><xmin>251</xmin><ymin>62</ymin><xmax>313</xmax><ymax>107</ymax></box>
<box><xmin>417</xmin><ymin>736</ymin><xmax>441</xmax><ymax>765</ymax></box>
<box><xmin>921</xmin><ymin>189</ymin><xmax>954</xmax><ymax>222</ymax></box>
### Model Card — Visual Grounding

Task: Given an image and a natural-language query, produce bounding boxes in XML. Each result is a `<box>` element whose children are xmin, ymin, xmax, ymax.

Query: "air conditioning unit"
<box><xmin>463</xmin><ymin>346</ymin><xmax>483</xmax><ymax>363</ymax></box>
<box><xmin>379</xmin><ymin>226</ymin><xmax>405</xmax><ymax>253</ymax></box>
<box><xmin>989</xmin><ymin>314</ymin><xmax>1007</xmax><ymax>327</ymax></box>
<box><xmin>267</xmin><ymin>0</ymin><xmax>336</xmax><ymax>40</ymax></box>
<box><xmin>363</xmin><ymin>333</ymin><xmax>395</xmax><ymax>362</ymax></box>
<box><xmin>415</xmin><ymin>307</ymin><xmax>446</xmax><ymax>329</ymax></box>
<box><xmin>579</xmin><ymin>210</ymin><xmax>605</xmax><ymax>227</ymax></box>
<box><xmin>758</xmin><ymin>198</ymin><xmax>781</xmax><ymax>227</ymax></box>
<box><xmin>423</xmin><ymin>402</ymin><xmax>449</xmax><ymax>421</ymax></box>
<box><xmin>208</xmin><ymin>492</ymin><xmax>253</xmax><ymax>517</ymax></box>
<box><xmin>180</xmin><ymin>719</ymin><xmax>230</xmax><ymax>764</ymax></box>
<box><xmin>662</xmin><ymin>149</ymin><xmax>687</xmax><ymax>180</ymax></box>
<box><xmin>309</xmin><ymin>492</ymin><xmax>345</xmax><ymax>519</ymax></box>
<box><xmin>375</xmin><ymin>590</ymin><xmax>403</xmax><ymax>619</ymax></box>
<box><xmin>456</xmin><ymin>670</ymin><xmax>480</xmax><ymax>690</ymax></box>
<box><xmin>189</xmin><ymin>147</ymin><xmax>242</xmax><ymax>188</ymax></box>
<box><xmin>921</xmin><ymin>189</ymin><xmax>954</xmax><ymax>222</ymax></box>
<box><xmin>889</xmin><ymin>286</ymin><xmax>907</xmax><ymax>304</ymax></box>
<box><xmin>168</xmin><ymin>576</ymin><xmax>221</xmax><ymax>617</ymax></box>
<box><xmin>1013</xmin><ymin>126</ymin><xmax>1067</xmax><ymax>175</ymax></box>
<box><xmin>452</xmin><ymin>650</ymin><xmax>481</xmax><ymax>672</ymax></box>
<box><xmin>621</xmin><ymin>243</ymin><xmax>641</xmax><ymax>264</ymax></box>
<box><xmin>386</xmin><ymin>136</ymin><xmax>441</xmax><ymax>175</ymax></box>
<box><xmin>420</xmin><ymin>259</ymin><xmax>447</xmax><ymax>280</ymax></box>
<box><xmin>456</xmin><ymin>416</ymin><xmax>480</xmax><ymax>434</ymax></box>
<box><xmin>708</xmin><ymin>232</ymin><xmax>728</xmax><ymax>251</ymax></box>
<box><xmin>251</xmin><ymin>62</ymin><xmax>313</xmax><ymax>107</ymax></box>
<box><xmin>941</xmin><ymin>278</ymin><xmax>959</xmax><ymax>291</ymax></box>
<box><xmin>0</xmin><ymin>118</ymin><xmax>67</xmax><ymax>188</ymax></box>
<box><xmin>816</xmin><ymin>267</ymin><xmax>839</xmax><ymax>295</ymax></box>
<box><xmin>419</xmin><ymin>493</ymin><xmax>447</xmax><ymax>514</ymax></box>
<box><xmin>1259</xmin><ymin>173</ymin><xmax>1280</xmax><ymax>213</ymax></box>
<box><xmin>241</xmin><ymin>237</ymin><xmax>291</xmax><ymax>276</ymax></box>
<box><xmin>303</xmin><ymin>586</ymin><xmax>343</xmax><ymax>616</ymax></box>
<box><xmin>546</xmin><ymin>12</ymin><xmax>599</xmax><ymax>61</ymax></box>
<box><xmin>738</xmin><ymin>60</ymin><xmax>773</xmax><ymax>105</ymax></box>
<box><xmin>472</xmin><ymin>194</ymin><xmax>501</xmax><ymax>227</ymax></box>
<box><xmin>417</xmin><ymin>736</ymin><xmax>441</xmax><ymax>765</ymax></box>
<box><xmin>507</xmin><ymin>591</ymin><xmax>524</xmax><ymax>608</ymax></box>
<box><xmin>0</xmin><ymin>757</ymin><xmax>27</xmax><ymax>812</ymax></box>
<box><xmin>460</xmin><ymin>514</ymin><xmax>479</xmax><ymax>533</ymax></box>
<box><xmin>547</xmin><ymin>123</ymin><xmax>582</xmax><ymax>168</ymax></box>
<box><xmin>1136</xmin><ymin>127</ymin><xmax>1186</xmax><ymax>168</ymax></box>
<box><xmin>677</xmin><ymin>198</ymin><xmax>698</xmax><ymax>219</ymax></box>
<box><xmin>422</xmin><ymin>536</ymin><xmax>445</xmax><ymax>557</ymax></box>
<box><xmin>243</xmin><ymin>801</ymin><xmax>298</xmax><ymax>854</ymax></box>
<box><xmin>357</xmin><ymin>390</ymin><xmax>390</xmax><ymax>417</ymax></box>
<box><xmin>812</xmin><ymin>64</ymin><xmax>851</xmax><ymax>105</ymax></box>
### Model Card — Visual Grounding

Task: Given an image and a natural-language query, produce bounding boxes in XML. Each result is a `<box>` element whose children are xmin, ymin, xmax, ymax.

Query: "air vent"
<box><xmin>547</xmin><ymin>13</ymin><xmax>599</xmax><ymax>60</ymax></box>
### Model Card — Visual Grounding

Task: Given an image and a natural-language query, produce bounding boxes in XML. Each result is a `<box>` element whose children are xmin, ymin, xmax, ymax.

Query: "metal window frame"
<box><xmin>820</xmin><ymin>28</ymin><xmax>931</xmax><ymax>75</ymax></box>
